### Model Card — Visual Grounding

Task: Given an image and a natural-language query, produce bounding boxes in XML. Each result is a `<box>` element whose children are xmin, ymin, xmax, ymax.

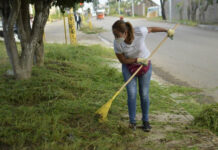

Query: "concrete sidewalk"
<box><xmin>45</xmin><ymin>19</ymin><xmax>111</xmax><ymax>47</ymax></box>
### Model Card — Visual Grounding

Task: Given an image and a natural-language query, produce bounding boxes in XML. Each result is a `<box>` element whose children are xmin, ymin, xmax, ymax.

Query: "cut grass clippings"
<box><xmin>194</xmin><ymin>104</ymin><xmax>218</xmax><ymax>135</ymax></box>
<box><xmin>0</xmin><ymin>41</ymin><xmax>217</xmax><ymax>149</ymax></box>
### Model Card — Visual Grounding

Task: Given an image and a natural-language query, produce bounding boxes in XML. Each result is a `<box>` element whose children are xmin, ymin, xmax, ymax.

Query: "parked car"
<box><xmin>96</xmin><ymin>9</ymin><xmax>105</xmax><ymax>19</ymax></box>
<box><xmin>0</xmin><ymin>19</ymin><xmax>3</xmax><ymax>38</ymax></box>
<box><xmin>0</xmin><ymin>18</ymin><xmax>20</xmax><ymax>42</ymax></box>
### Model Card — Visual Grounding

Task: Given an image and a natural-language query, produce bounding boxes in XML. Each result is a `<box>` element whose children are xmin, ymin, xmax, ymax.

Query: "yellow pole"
<box><xmin>67</xmin><ymin>8</ymin><xmax>77</xmax><ymax>44</ymax></box>
<box><xmin>43</xmin><ymin>32</ymin><xmax>46</xmax><ymax>43</ymax></box>
<box><xmin>81</xmin><ymin>14</ymin><xmax>87</xmax><ymax>26</ymax></box>
<box><xmin>88</xmin><ymin>13</ymin><xmax>93</xmax><ymax>30</ymax></box>
<box><xmin>63</xmin><ymin>14</ymin><xmax>67</xmax><ymax>44</ymax></box>
<box><xmin>48</xmin><ymin>14</ymin><xmax>52</xmax><ymax>22</ymax></box>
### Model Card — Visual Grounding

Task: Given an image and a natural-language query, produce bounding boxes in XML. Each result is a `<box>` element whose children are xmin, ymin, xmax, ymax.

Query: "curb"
<box><xmin>97</xmin><ymin>34</ymin><xmax>113</xmax><ymax>48</ymax></box>
<box><xmin>145</xmin><ymin>18</ymin><xmax>218</xmax><ymax>31</ymax></box>
<box><xmin>198</xmin><ymin>24</ymin><xmax>218</xmax><ymax>31</ymax></box>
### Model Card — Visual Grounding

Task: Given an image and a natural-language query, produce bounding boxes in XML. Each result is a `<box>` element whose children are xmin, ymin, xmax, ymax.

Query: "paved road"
<box><xmin>45</xmin><ymin>17</ymin><xmax>218</xmax><ymax>102</ymax></box>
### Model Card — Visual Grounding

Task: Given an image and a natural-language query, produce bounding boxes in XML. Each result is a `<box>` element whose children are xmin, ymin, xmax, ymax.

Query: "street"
<box><xmin>45</xmin><ymin>16</ymin><xmax>218</xmax><ymax>102</ymax></box>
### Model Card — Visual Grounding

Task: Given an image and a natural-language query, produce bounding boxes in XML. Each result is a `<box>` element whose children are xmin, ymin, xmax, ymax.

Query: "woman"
<box><xmin>112</xmin><ymin>20</ymin><xmax>174</xmax><ymax>132</ymax></box>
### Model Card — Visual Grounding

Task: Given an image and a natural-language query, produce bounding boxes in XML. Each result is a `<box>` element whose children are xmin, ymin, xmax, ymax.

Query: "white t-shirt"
<box><xmin>113</xmin><ymin>26</ymin><xmax>150</xmax><ymax>59</ymax></box>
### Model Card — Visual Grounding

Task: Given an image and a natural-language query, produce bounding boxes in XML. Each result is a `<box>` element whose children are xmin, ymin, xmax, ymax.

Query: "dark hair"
<box><xmin>112</xmin><ymin>20</ymin><xmax>134</xmax><ymax>44</ymax></box>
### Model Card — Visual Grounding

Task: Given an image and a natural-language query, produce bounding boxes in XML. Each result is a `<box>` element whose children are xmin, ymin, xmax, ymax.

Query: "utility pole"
<box><xmin>132</xmin><ymin>0</ymin><xmax>134</xmax><ymax>17</ymax></box>
<box><xmin>118</xmin><ymin>0</ymin><xmax>120</xmax><ymax>15</ymax></box>
<box><xmin>169</xmin><ymin>0</ymin><xmax>172</xmax><ymax>22</ymax></box>
<box><xmin>108</xmin><ymin>1</ymin><xmax>110</xmax><ymax>15</ymax></box>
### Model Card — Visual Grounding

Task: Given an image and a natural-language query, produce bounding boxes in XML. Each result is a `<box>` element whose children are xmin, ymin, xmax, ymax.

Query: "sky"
<box><xmin>99</xmin><ymin>0</ymin><xmax>160</xmax><ymax>5</ymax></box>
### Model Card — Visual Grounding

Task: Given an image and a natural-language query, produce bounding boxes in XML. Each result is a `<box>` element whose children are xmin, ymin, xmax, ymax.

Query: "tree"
<box><xmin>160</xmin><ymin>0</ymin><xmax>166</xmax><ymax>20</ymax></box>
<box><xmin>187</xmin><ymin>0</ymin><xmax>199</xmax><ymax>21</ymax></box>
<box><xmin>187</xmin><ymin>0</ymin><xmax>218</xmax><ymax>22</ymax></box>
<box><xmin>93</xmin><ymin>0</ymin><xmax>99</xmax><ymax>11</ymax></box>
<box><xmin>176</xmin><ymin>1</ymin><xmax>184</xmax><ymax>20</ymax></box>
<box><xmin>198</xmin><ymin>0</ymin><xmax>218</xmax><ymax>23</ymax></box>
<box><xmin>0</xmin><ymin>0</ymin><xmax>90</xmax><ymax>80</ymax></box>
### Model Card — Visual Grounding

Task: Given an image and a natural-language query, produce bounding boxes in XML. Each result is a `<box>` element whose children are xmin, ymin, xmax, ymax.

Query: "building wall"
<box><xmin>134</xmin><ymin>4</ymin><xmax>145</xmax><ymax>16</ymax></box>
<box><xmin>165</xmin><ymin>0</ymin><xmax>218</xmax><ymax>23</ymax></box>
<box><xmin>134</xmin><ymin>0</ymin><xmax>157</xmax><ymax>16</ymax></box>
<box><xmin>201</xmin><ymin>3</ymin><xmax>218</xmax><ymax>23</ymax></box>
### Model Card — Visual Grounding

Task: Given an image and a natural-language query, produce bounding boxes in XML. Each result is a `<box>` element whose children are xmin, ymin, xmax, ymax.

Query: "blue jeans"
<box><xmin>122</xmin><ymin>63</ymin><xmax>152</xmax><ymax>124</ymax></box>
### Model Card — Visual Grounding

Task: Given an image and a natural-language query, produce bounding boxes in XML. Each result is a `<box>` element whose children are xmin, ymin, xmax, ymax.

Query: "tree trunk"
<box><xmin>187</xmin><ymin>2</ymin><xmax>191</xmax><ymax>20</ymax></box>
<box><xmin>18</xmin><ymin>45</ymin><xmax>34</xmax><ymax>79</ymax></box>
<box><xmin>33</xmin><ymin>2</ymin><xmax>50</xmax><ymax>66</ymax></box>
<box><xmin>3</xmin><ymin>27</ymin><xmax>33</xmax><ymax>79</ymax></box>
<box><xmin>34</xmin><ymin>35</ymin><xmax>44</xmax><ymax>66</ymax></box>
<box><xmin>198</xmin><ymin>1</ymin><xmax>209</xmax><ymax>23</ymax></box>
<box><xmin>0</xmin><ymin>0</ymin><xmax>50</xmax><ymax>80</ymax></box>
<box><xmin>1</xmin><ymin>0</ymin><xmax>29</xmax><ymax>79</ymax></box>
<box><xmin>160</xmin><ymin>0</ymin><xmax>166</xmax><ymax>20</ymax></box>
<box><xmin>191</xmin><ymin>0</ymin><xmax>198</xmax><ymax>21</ymax></box>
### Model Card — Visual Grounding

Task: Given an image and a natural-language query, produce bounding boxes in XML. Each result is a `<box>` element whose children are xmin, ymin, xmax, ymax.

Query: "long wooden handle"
<box><xmin>114</xmin><ymin>24</ymin><xmax>180</xmax><ymax>99</ymax></box>
<box><xmin>148</xmin><ymin>23</ymin><xmax>179</xmax><ymax>60</ymax></box>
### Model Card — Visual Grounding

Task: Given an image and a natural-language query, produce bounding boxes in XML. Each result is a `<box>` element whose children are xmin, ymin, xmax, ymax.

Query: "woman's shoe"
<box><xmin>143</xmin><ymin>121</ymin><xmax>151</xmax><ymax>132</ymax></box>
<box><xmin>129</xmin><ymin>123</ymin><xmax>136</xmax><ymax>131</ymax></box>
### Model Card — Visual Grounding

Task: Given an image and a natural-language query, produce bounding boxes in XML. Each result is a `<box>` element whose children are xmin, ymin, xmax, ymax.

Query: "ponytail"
<box><xmin>125</xmin><ymin>22</ymin><xmax>134</xmax><ymax>44</ymax></box>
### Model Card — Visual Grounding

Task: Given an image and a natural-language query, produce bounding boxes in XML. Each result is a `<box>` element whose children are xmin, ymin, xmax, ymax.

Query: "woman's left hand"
<box><xmin>167</xmin><ymin>29</ymin><xmax>175</xmax><ymax>40</ymax></box>
<box><xmin>137</xmin><ymin>58</ymin><xmax>149</xmax><ymax>66</ymax></box>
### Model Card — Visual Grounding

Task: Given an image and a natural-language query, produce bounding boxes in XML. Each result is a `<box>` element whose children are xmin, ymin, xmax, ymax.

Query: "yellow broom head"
<box><xmin>95</xmin><ymin>98</ymin><xmax>114</xmax><ymax>122</ymax></box>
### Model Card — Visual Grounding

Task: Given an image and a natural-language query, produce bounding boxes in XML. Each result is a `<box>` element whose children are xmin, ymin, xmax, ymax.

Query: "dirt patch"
<box><xmin>121</xmin><ymin>111</ymin><xmax>218</xmax><ymax>150</ymax></box>
<box><xmin>152</xmin><ymin>64</ymin><xmax>191</xmax><ymax>87</ymax></box>
<box><xmin>122</xmin><ymin>111</ymin><xmax>193</xmax><ymax>124</ymax></box>
<box><xmin>150</xmin><ymin>113</ymin><xmax>193</xmax><ymax>123</ymax></box>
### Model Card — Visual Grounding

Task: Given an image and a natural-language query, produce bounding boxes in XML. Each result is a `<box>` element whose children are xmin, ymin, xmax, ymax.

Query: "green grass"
<box><xmin>146</xmin><ymin>16</ymin><xmax>163</xmax><ymax>22</ymax></box>
<box><xmin>109</xmin><ymin>14</ymin><xmax>147</xmax><ymax>19</ymax></box>
<box><xmin>0</xmin><ymin>41</ymin><xmax>6</xmax><ymax>57</ymax></box>
<box><xmin>80</xmin><ymin>25</ymin><xmax>106</xmax><ymax>34</ymax></box>
<box><xmin>194</xmin><ymin>104</ymin><xmax>218</xmax><ymax>135</ymax></box>
<box><xmin>48</xmin><ymin>11</ymin><xmax>63</xmax><ymax>21</ymax></box>
<box><xmin>146</xmin><ymin>17</ymin><xmax>198</xmax><ymax>27</ymax></box>
<box><xmin>178</xmin><ymin>20</ymin><xmax>198</xmax><ymax>26</ymax></box>
<box><xmin>0</xmin><ymin>42</ymin><xmax>216</xmax><ymax>149</ymax></box>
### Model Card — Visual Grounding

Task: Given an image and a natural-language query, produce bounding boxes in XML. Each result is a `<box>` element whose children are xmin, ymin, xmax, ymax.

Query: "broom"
<box><xmin>95</xmin><ymin>24</ymin><xmax>180</xmax><ymax>122</ymax></box>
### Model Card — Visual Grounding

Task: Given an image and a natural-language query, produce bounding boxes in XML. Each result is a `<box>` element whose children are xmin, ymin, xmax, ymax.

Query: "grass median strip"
<box><xmin>80</xmin><ymin>26</ymin><xmax>106</xmax><ymax>34</ymax></box>
<box><xmin>0</xmin><ymin>42</ymin><xmax>217</xmax><ymax>149</ymax></box>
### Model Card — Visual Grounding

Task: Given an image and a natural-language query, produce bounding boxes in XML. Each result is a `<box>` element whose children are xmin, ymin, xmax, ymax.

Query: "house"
<box><xmin>133</xmin><ymin>0</ymin><xmax>159</xmax><ymax>16</ymax></box>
